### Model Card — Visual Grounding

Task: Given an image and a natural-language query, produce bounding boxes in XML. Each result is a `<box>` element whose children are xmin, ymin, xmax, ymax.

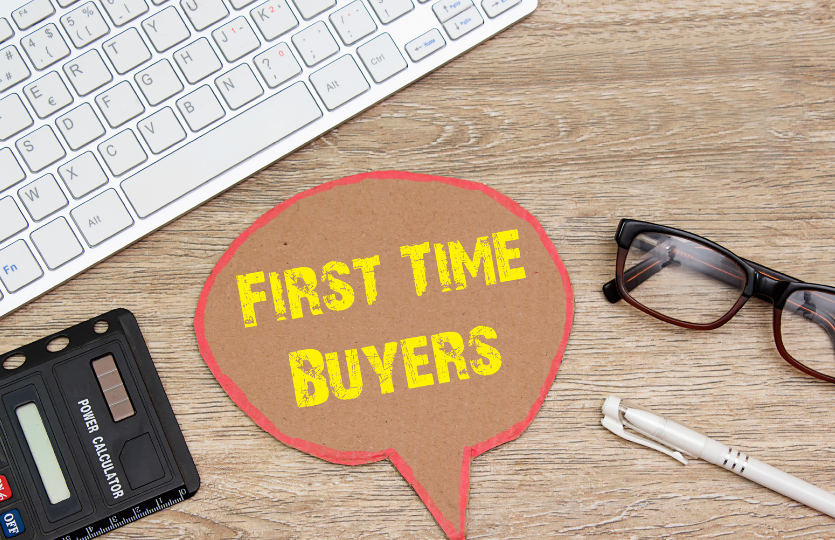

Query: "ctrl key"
<box><xmin>0</xmin><ymin>509</ymin><xmax>24</xmax><ymax>538</ymax></box>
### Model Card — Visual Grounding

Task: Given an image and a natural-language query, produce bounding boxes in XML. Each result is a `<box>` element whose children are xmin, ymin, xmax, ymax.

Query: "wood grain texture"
<box><xmin>4</xmin><ymin>0</ymin><xmax>835</xmax><ymax>537</ymax></box>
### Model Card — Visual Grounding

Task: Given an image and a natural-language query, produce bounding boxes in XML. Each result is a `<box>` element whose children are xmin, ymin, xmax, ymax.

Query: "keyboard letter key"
<box><xmin>23</xmin><ymin>71</ymin><xmax>73</xmax><ymax>118</ymax></box>
<box><xmin>0</xmin><ymin>148</ymin><xmax>26</xmax><ymax>192</ymax></box>
<box><xmin>56</xmin><ymin>102</ymin><xmax>106</xmax><ymax>150</ymax></box>
<box><xmin>215</xmin><ymin>64</ymin><xmax>262</xmax><ymax>109</ymax></box>
<box><xmin>0</xmin><ymin>240</ymin><xmax>42</xmax><ymax>292</ymax></box>
<box><xmin>63</xmin><ymin>50</ymin><xmax>113</xmax><ymax>96</ymax></box>
<box><xmin>97</xmin><ymin>129</ymin><xmax>147</xmax><ymax>175</ymax></box>
<box><xmin>141</xmin><ymin>7</ymin><xmax>190</xmax><ymax>52</ymax></box>
<box><xmin>212</xmin><ymin>17</ymin><xmax>259</xmax><ymax>62</ymax></box>
<box><xmin>30</xmin><ymin>216</ymin><xmax>83</xmax><ymax>269</ymax></box>
<box><xmin>137</xmin><ymin>106</ymin><xmax>185</xmax><ymax>153</ymax></box>
<box><xmin>250</xmin><ymin>0</ymin><xmax>297</xmax><ymax>41</ymax></box>
<box><xmin>291</xmin><ymin>0</ymin><xmax>334</xmax><ymax>20</ymax></box>
<box><xmin>58</xmin><ymin>151</ymin><xmax>108</xmax><ymax>198</ymax></box>
<box><xmin>0</xmin><ymin>94</ymin><xmax>33</xmax><ymax>141</ymax></box>
<box><xmin>16</xmin><ymin>125</ymin><xmax>65</xmax><ymax>172</ymax></box>
<box><xmin>18</xmin><ymin>173</ymin><xmax>67</xmax><ymax>221</ymax></box>
<box><xmin>176</xmin><ymin>84</ymin><xmax>224</xmax><ymax>131</ymax></box>
<box><xmin>134</xmin><ymin>59</ymin><xmax>183</xmax><ymax>105</ymax></box>
<box><xmin>70</xmin><ymin>188</ymin><xmax>133</xmax><ymax>246</ymax></box>
<box><xmin>180</xmin><ymin>0</ymin><xmax>229</xmax><ymax>31</ymax></box>
<box><xmin>309</xmin><ymin>54</ymin><xmax>369</xmax><ymax>110</ymax></box>
<box><xmin>174</xmin><ymin>37</ymin><xmax>221</xmax><ymax>83</ymax></box>
<box><xmin>95</xmin><ymin>80</ymin><xmax>144</xmax><ymax>127</ymax></box>
<box><xmin>103</xmin><ymin>28</ymin><xmax>152</xmax><ymax>74</ymax></box>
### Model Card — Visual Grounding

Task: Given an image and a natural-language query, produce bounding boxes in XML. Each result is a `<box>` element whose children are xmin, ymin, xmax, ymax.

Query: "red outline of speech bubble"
<box><xmin>195</xmin><ymin>171</ymin><xmax>574</xmax><ymax>539</ymax></box>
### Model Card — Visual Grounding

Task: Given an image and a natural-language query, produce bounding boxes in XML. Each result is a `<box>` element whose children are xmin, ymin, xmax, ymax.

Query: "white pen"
<box><xmin>601</xmin><ymin>396</ymin><xmax>835</xmax><ymax>519</ymax></box>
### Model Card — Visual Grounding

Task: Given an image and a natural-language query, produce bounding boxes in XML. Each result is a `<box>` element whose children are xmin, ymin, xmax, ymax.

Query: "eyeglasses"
<box><xmin>602</xmin><ymin>219</ymin><xmax>835</xmax><ymax>383</ymax></box>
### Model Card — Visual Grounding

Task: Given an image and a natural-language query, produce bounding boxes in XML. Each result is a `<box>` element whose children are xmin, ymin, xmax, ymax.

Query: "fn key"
<box><xmin>70</xmin><ymin>189</ymin><xmax>134</xmax><ymax>247</ymax></box>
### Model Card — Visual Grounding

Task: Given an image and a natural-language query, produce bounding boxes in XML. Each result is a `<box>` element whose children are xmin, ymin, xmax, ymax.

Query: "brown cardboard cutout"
<box><xmin>195</xmin><ymin>171</ymin><xmax>573</xmax><ymax>538</ymax></box>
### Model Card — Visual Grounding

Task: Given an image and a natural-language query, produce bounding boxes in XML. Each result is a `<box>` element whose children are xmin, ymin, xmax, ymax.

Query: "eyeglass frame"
<box><xmin>602</xmin><ymin>219</ymin><xmax>835</xmax><ymax>384</ymax></box>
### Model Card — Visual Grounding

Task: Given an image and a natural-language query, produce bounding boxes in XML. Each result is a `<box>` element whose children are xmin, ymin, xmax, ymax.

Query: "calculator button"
<box><xmin>442</xmin><ymin>6</ymin><xmax>482</xmax><ymax>39</ymax></box>
<box><xmin>0</xmin><ymin>474</ymin><xmax>12</xmax><ymax>502</ymax></box>
<box><xmin>70</xmin><ymin>189</ymin><xmax>133</xmax><ymax>246</ymax></box>
<box><xmin>0</xmin><ymin>198</ymin><xmax>27</xmax><ymax>244</ymax></box>
<box><xmin>357</xmin><ymin>33</ymin><xmax>406</xmax><ymax>83</ymax></box>
<box><xmin>0</xmin><ymin>509</ymin><xmax>23</xmax><ymax>538</ymax></box>
<box><xmin>309</xmin><ymin>54</ymin><xmax>368</xmax><ymax>110</ymax></box>
<box><xmin>0</xmin><ymin>240</ymin><xmax>42</xmax><ymax>292</ymax></box>
<box><xmin>31</xmin><ymin>217</ymin><xmax>83</xmax><ymax>269</ymax></box>
<box><xmin>12</xmin><ymin>0</ymin><xmax>54</xmax><ymax>31</ymax></box>
<box><xmin>404</xmin><ymin>28</ymin><xmax>444</xmax><ymax>62</ymax></box>
<box><xmin>481</xmin><ymin>0</ymin><xmax>519</xmax><ymax>17</ymax></box>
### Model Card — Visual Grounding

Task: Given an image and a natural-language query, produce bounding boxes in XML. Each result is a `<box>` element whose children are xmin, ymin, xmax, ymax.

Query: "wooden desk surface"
<box><xmin>3</xmin><ymin>0</ymin><xmax>835</xmax><ymax>537</ymax></box>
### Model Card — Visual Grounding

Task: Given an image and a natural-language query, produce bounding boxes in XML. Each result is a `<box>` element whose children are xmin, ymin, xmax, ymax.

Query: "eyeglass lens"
<box><xmin>780</xmin><ymin>290</ymin><xmax>835</xmax><ymax>377</ymax></box>
<box><xmin>623</xmin><ymin>232</ymin><xmax>746</xmax><ymax>325</ymax></box>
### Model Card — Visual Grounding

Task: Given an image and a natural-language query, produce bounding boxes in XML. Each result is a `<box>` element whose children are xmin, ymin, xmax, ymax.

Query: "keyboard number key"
<box><xmin>63</xmin><ymin>49</ymin><xmax>113</xmax><ymax>96</ymax></box>
<box><xmin>30</xmin><ymin>217</ymin><xmax>83</xmax><ymax>269</ymax></box>
<box><xmin>357</xmin><ymin>32</ymin><xmax>405</xmax><ymax>83</ymax></box>
<box><xmin>61</xmin><ymin>2</ymin><xmax>110</xmax><ymax>48</ymax></box>
<box><xmin>0</xmin><ymin>46</ymin><xmax>30</xmax><ymax>92</ymax></box>
<box><xmin>15</xmin><ymin>125</ymin><xmax>66</xmax><ymax>172</ymax></box>
<box><xmin>12</xmin><ymin>0</ymin><xmax>55</xmax><ymax>31</ymax></box>
<box><xmin>176</xmin><ymin>84</ymin><xmax>224</xmax><ymax>131</ymax></box>
<box><xmin>22</xmin><ymin>24</ymin><xmax>71</xmax><ymax>70</ymax></box>
<box><xmin>70</xmin><ymin>188</ymin><xmax>133</xmax><ymax>246</ymax></box>
<box><xmin>17</xmin><ymin>173</ymin><xmax>67</xmax><ymax>221</ymax></box>
<box><xmin>97</xmin><ymin>129</ymin><xmax>147</xmax><ymax>176</ymax></box>
<box><xmin>0</xmin><ymin>240</ymin><xmax>42</xmax><ymax>292</ymax></box>
<box><xmin>250</xmin><ymin>0</ymin><xmax>297</xmax><ymax>41</ymax></box>
<box><xmin>100</xmin><ymin>0</ymin><xmax>149</xmax><ymax>26</ymax></box>
<box><xmin>309</xmin><ymin>54</ymin><xmax>368</xmax><ymax>110</ymax></box>
<box><xmin>368</xmin><ymin>0</ymin><xmax>413</xmax><ymax>24</ymax></box>
<box><xmin>59</xmin><ymin>152</ymin><xmax>108</xmax><ymax>198</ymax></box>
<box><xmin>253</xmin><ymin>42</ymin><xmax>300</xmax><ymax>88</ymax></box>
<box><xmin>0</xmin><ymin>94</ymin><xmax>33</xmax><ymax>141</ymax></box>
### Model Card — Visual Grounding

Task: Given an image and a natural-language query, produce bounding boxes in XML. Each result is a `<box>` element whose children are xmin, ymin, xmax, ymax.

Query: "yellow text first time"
<box><xmin>234</xmin><ymin>229</ymin><xmax>527</xmax><ymax>328</ymax></box>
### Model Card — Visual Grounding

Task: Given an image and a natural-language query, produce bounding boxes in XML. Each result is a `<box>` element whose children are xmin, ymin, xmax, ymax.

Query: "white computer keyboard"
<box><xmin>0</xmin><ymin>0</ymin><xmax>535</xmax><ymax>318</ymax></box>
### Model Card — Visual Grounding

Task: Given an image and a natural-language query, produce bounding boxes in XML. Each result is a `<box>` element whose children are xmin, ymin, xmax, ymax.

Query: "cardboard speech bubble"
<box><xmin>195</xmin><ymin>171</ymin><xmax>573</xmax><ymax>538</ymax></box>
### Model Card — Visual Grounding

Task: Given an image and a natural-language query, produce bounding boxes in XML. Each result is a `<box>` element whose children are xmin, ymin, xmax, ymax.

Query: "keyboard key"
<box><xmin>0</xmin><ymin>94</ymin><xmax>33</xmax><ymax>141</ymax></box>
<box><xmin>63</xmin><ymin>50</ymin><xmax>112</xmax><ymax>95</ymax></box>
<box><xmin>180</xmin><ymin>0</ymin><xmax>228</xmax><ymax>31</ymax></box>
<box><xmin>103</xmin><ymin>28</ymin><xmax>151</xmax><ymax>73</ymax></box>
<box><xmin>70</xmin><ymin>188</ymin><xmax>133</xmax><ymax>246</ymax></box>
<box><xmin>174</xmin><ymin>37</ymin><xmax>221</xmax><ymax>83</ymax></box>
<box><xmin>137</xmin><ymin>106</ymin><xmax>184</xmax><ymax>153</ymax></box>
<box><xmin>58</xmin><ymin>0</ymin><xmax>81</xmax><ymax>7</ymax></box>
<box><xmin>176</xmin><ymin>84</ymin><xmax>224</xmax><ymax>130</ymax></box>
<box><xmin>122</xmin><ymin>81</ymin><xmax>320</xmax><ymax>217</ymax></box>
<box><xmin>30</xmin><ymin>216</ymin><xmax>83</xmax><ymax>269</ymax></box>
<box><xmin>56</xmin><ymin>102</ymin><xmax>105</xmax><ymax>150</ymax></box>
<box><xmin>368</xmin><ymin>0</ymin><xmax>413</xmax><ymax>24</ymax></box>
<box><xmin>0</xmin><ymin>19</ymin><xmax>14</xmax><ymax>43</ymax></box>
<box><xmin>95</xmin><ymin>81</ymin><xmax>144</xmax><ymax>127</ymax></box>
<box><xmin>292</xmin><ymin>21</ymin><xmax>337</xmax><ymax>67</ymax></box>
<box><xmin>215</xmin><ymin>63</ymin><xmax>262</xmax><ymax>109</ymax></box>
<box><xmin>443</xmin><ymin>6</ymin><xmax>482</xmax><ymax>39</ymax></box>
<box><xmin>212</xmin><ymin>17</ymin><xmax>259</xmax><ymax>62</ymax></box>
<box><xmin>60</xmin><ymin>2</ymin><xmax>110</xmax><ymax>48</ymax></box>
<box><xmin>0</xmin><ymin>240</ymin><xmax>42</xmax><ymax>292</ymax></box>
<box><xmin>357</xmin><ymin>33</ymin><xmax>405</xmax><ymax>83</ymax></box>
<box><xmin>17</xmin><ymin>173</ymin><xmax>67</xmax><ymax>221</ymax></box>
<box><xmin>329</xmin><ymin>1</ymin><xmax>376</xmax><ymax>46</ymax></box>
<box><xmin>249</xmin><ymin>0</ymin><xmax>296</xmax><ymax>41</ymax></box>
<box><xmin>21</xmin><ymin>24</ymin><xmax>70</xmax><ymax>70</ymax></box>
<box><xmin>230</xmin><ymin>0</ymin><xmax>257</xmax><ymax>9</ymax></box>
<box><xmin>0</xmin><ymin>198</ymin><xmax>27</xmax><ymax>244</ymax></box>
<box><xmin>0</xmin><ymin>46</ymin><xmax>30</xmax><ymax>92</ymax></box>
<box><xmin>481</xmin><ymin>0</ymin><xmax>519</xmax><ymax>17</ymax></box>
<box><xmin>405</xmin><ymin>28</ymin><xmax>444</xmax><ymax>61</ymax></box>
<box><xmin>432</xmin><ymin>0</ymin><xmax>472</xmax><ymax>22</ymax></box>
<box><xmin>58</xmin><ymin>151</ymin><xmax>107</xmax><ymax>198</ymax></box>
<box><xmin>291</xmin><ymin>0</ymin><xmax>333</xmax><ymax>20</ymax></box>
<box><xmin>23</xmin><ymin>71</ymin><xmax>73</xmax><ymax>118</ymax></box>
<box><xmin>141</xmin><ymin>7</ymin><xmax>190</xmax><ymax>52</ymax></box>
<box><xmin>12</xmin><ymin>0</ymin><xmax>55</xmax><ymax>31</ymax></box>
<box><xmin>254</xmin><ymin>42</ymin><xmax>300</xmax><ymax>87</ymax></box>
<box><xmin>97</xmin><ymin>129</ymin><xmax>146</xmax><ymax>175</ymax></box>
<box><xmin>135</xmin><ymin>59</ymin><xmax>183</xmax><ymax>105</ymax></box>
<box><xmin>15</xmin><ymin>125</ymin><xmax>65</xmax><ymax>172</ymax></box>
<box><xmin>0</xmin><ymin>148</ymin><xmax>26</xmax><ymax>191</ymax></box>
<box><xmin>100</xmin><ymin>0</ymin><xmax>148</xmax><ymax>26</ymax></box>
<box><xmin>309</xmin><ymin>54</ymin><xmax>368</xmax><ymax>110</ymax></box>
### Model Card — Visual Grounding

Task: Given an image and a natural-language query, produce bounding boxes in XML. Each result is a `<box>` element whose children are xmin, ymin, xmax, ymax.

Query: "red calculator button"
<box><xmin>0</xmin><ymin>475</ymin><xmax>12</xmax><ymax>501</ymax></box>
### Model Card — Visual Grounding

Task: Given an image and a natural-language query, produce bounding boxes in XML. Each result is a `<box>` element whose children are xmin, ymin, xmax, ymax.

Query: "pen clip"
<box><xmin>601</xmin><ymin>396</ymin><xmax>688</xmax><ymax>465</ymax></box>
